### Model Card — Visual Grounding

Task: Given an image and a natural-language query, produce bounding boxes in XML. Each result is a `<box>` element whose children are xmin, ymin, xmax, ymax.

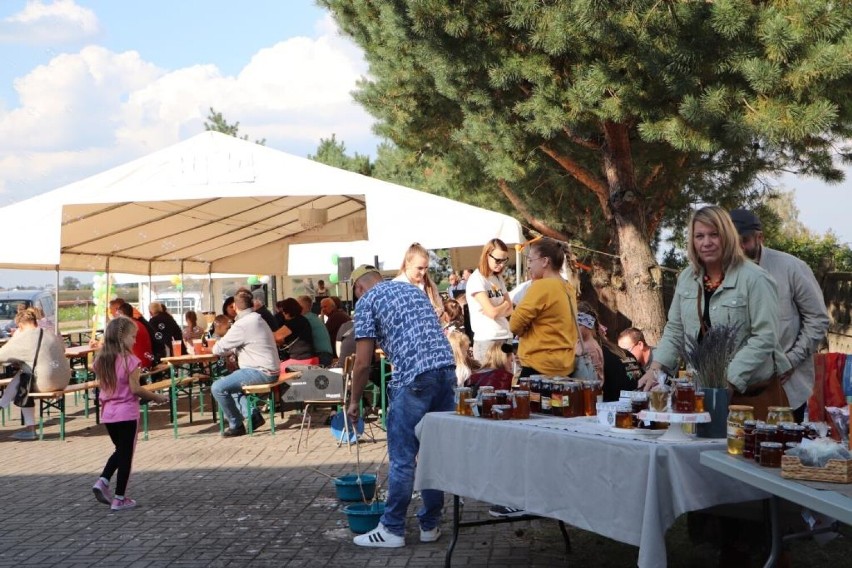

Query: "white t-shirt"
<box><xmin>465</xmin><ymin>269</ymin><xmax>512</xmax><ymax>342</ymax></box>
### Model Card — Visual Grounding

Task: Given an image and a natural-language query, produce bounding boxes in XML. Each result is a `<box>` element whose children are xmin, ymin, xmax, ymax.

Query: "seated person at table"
<box><xmin>181</xmin><ymin>310</ymin><xmax>205</xmax><ymax>344</ymax></box>
<box><xmin>210</xmin><ymin>290</ymin><xmax>279</xmax><ymax>437</ymax></box>
<box><xmin>297</xmin><ymin>295</ymin><xmax>333</xmax><ymax>367</ymax></box>
<box><xmin>252</xmin><ymin>289</ymin><xmax>278</xmax><ymax>331</ymax></box>
<box><xmin>113</xmin><ymin>303</ymin><xmax>156</xmax><ymax>370</ymax></box>
<box><xmin>0</xmin><ymin>308</ymin><xmax>71</xmax><ymax>440</ymax></box>
<box><xmin>465</xmin><ymin>341</ymin><xmax>514</xmax><ymax>391</ymax></box>
<box><xmin>148</xmin><ymin>302</ymin><xmax>184</xmax><ymax>356</ymax></box>
<box><xmin>273</xmin><ymin>298</ymin><xmax>317</xmax><ymax>371</ymax></box>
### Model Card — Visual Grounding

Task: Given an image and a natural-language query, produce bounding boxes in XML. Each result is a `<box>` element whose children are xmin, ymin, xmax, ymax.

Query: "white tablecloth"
<box><xmin>414</xmin><ymin>413</ymin><xmax>769</xmax><ymax>568</ymax></box>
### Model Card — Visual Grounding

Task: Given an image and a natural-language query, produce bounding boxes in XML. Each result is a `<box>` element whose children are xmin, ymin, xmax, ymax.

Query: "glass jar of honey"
<box><xmin>481</xmin><ymin>392</ymin><xmax>497</xmax><ymax>419</ymax></box>
<box><xmin>674</xmin><ymin>381</ymin><xmax>695</xmax><ymax>413</ymax></box>
<box><xmin>465</xmin><ymin>398</ymin><xmax>479</xmax><ymax>417</ymax></box>
<box><xmin>759</xmin><ymin>442</ymin><xmax>783</xmax><ymax>468</ymax></box>
<box><xmin>754</xmin><ymin>424</ymin><xmax>779</xmax><ymax>462</ymax></box>
<box><xmin>694</xmin><ymin>391</ymin><xmax>706</xmax><ymax>413</ymax></box>
<box><xmin>454</xmin><ymin>387</ymin><xmax>472</xmax><ymax>415</ymax></box>
<box><xmin>517</xmin><ymin>377</ymin><xmax>531</xmax><ymax>391</ymax></box>
<box><xmin>615</xmin><ymin>403</ymin><xmax>633</xmax><ymax>429</ymax></box>
<box><xmin>582</xmin><ymin>381</ymin><xmax>598</xmax><ymax>416</ymax></box>
<box><xmin>495</xmin><ymin>389</ymin><xmax>510</xmax><ymax>406</ymax></box>
<box><xmin>529</xmin><ymin>376</ymin><xmax>542</xmax><ymax>413</ymax></box>
<box><xmin>742</xmin><ymin>419</ymin><xmax>758</xmax><ymax>459</ymax></box>
<box><xmin>766</xmin><ymin>406</ymin><xmax>795</xmax><ymax>426</ymax></box>
<box><xmin>492</xmin><ymin>404</ymin><xmax>513</xmax><ymax>420</ymax></box>
<box><xmin>565</xmin><ymin>381</ymin><xmax>583</xmax><ymax>418</ymax></box>
<box><xmin>781</xmin><ymin>423</ymin><xmax>805</xmax><ymax>449</ymax></box>
<box><xmin>726</xmin><ymin>405</ymin><xmax>755</xmax><ymax>455</ymax></box>
<box><xmin>540</xmin><ymin>379</ymin><xmax>553</xmax><ymax>415</ymax></box>
<box><xmin>549</xmin><ymin>381</ymin><xmax>564</xmax><ymax>417</ymax></box>
<box><xmin>513</xmin><ymin>390</ymin><xmax>531</xmax><ymax>419</ymax></box>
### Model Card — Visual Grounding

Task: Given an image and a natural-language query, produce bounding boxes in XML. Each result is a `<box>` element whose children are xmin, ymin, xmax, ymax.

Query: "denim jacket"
<box><xmin>654</xmin><ymin>260</ymin><xmax>792</xmax><ymax>393</ymax></box>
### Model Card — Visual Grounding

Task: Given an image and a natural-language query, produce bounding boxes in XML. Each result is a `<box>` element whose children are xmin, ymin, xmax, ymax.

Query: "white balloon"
<box><xmin>260</xmin><ymin>275</ymin><xmax>270</xmax><ymax>284</ymax></box>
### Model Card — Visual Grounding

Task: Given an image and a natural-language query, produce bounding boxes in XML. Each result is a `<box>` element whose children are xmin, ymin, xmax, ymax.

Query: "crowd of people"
<box><xmin>0</xmin><ymin>203</ymin><xmax>829</xmax><ymax>551</ymax></box>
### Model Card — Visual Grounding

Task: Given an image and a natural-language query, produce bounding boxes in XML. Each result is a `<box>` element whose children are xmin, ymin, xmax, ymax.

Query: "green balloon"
<box><xmin>331</xmin><ymin>254</ymin><xmax>339</xmax><ymax>265</ymax></box>
<box><xmin>247</xmin><ymin>276</ymin><xmax>260</xmax><ymax>285</ymax></box>
<box><xmin>328</xmin><ymin>273</ymin><xmax>340</xmax><ymax>284</ymax></box>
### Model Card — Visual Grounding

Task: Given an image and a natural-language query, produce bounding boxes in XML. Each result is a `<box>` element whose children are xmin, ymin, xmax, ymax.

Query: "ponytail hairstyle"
<box><xmin>399</xmin><ymin>242</ymin><xmax>443</xmax><ymax>314</ymax></box>
<box><xmin>14</xmin><ymin>308</ymin><xmax>39</xmax><ymax>328</ymax></box>
<box><xmin>94</xmin><ymin>316</ymin><xmax>136</xmax><ymax>394</ymax></box>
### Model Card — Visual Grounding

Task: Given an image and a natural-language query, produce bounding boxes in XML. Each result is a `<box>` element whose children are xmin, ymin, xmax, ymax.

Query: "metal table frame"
<box><xmin>700</xmin><ymin>450</ymin><xmax>852</xmax><ymax>567</ymax></box>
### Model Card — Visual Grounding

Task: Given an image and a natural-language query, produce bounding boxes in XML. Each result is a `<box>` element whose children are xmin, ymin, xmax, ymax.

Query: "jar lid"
<box><xmin>454</xmin><ymin>386</ymin><xmax>471</xmax><ymax>392</ymax></box>
<box><xmin>494</xmin><ymin>389</ymin><xmax>510</xmax><ymax>394</ymax></box>
<box><xmin>782</xmin><ymin>423</ymin><xmax>805</xmax><ymax>431</ymax></box>
<box><xmin>464</xmin><ymin>398</ymin><xmax>478</xmax><ymax>403</ymax></box>
<box><xmin>513</xmin><ymin>390</ymin><xmax>530</xmax><ymax>396</ymax></box>
<box><xmin>479</xmin><ymin>386</ymin><xmax>495</xmax><ymax>392</ymax></box>
<box><xmin>757</xmin><ymin>424</ymin><xmax>779</xmax><ymax>431</ymax></box>
<box><xmin>743</xmin><ymin>419</ymin><xmax>758</xmax><ymax>426</ymax></box>
<box><xmin>728</xmin><ymin>405</ymin><xmax>754</xmax><ymax>411</ymax></box>
<box><xmin>768</xmin><ymin>406</ymin><xmax>793</xmax><ymax>412</ymax></box>
<box><xmin>760</xmin><ymin>442</ymin><xmax>783</xmax><ymax>448</ymax></box>
<box><xmin>481</xmin><ymin>392</ymin><xmax>497</xmax><ymax>399</ymax></box>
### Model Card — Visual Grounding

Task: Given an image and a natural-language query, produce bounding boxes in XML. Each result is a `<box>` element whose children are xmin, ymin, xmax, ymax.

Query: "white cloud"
<box><xmin>0</xmin><ymin>17</ymin><xmax>379</xmax><ymax>202</ymax></box>
<box><xmin>0</xmin><ymin>0</ymin><xmax>100</xmax><ymax>45</ymax></box>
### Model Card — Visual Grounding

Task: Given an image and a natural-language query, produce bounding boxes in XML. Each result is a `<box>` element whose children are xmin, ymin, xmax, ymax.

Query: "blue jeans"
<box><xmin>381</xmin><ymin>365</ymin><xmax>455</xmax><ymax>537</ymax></box>
<box><xmin>211</xmin><ymin>368</ymin><xmax>276</xmax><ymax>429</ymax></box>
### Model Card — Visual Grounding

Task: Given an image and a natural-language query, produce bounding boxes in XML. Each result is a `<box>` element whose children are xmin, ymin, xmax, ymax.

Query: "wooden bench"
<box><xmin>28</xmin><ymin>380</ymin><xmax>99</xmax><ymax>441</ymax></box>
<box><xmin>239</xmin><ymin>371</ymin><xmax>301</xmax><ymax>436</ymax></box>
<box><xmin>139</xmin><ymin>369</ymin><xmax>210</xmax><ymax>440</ymax></box>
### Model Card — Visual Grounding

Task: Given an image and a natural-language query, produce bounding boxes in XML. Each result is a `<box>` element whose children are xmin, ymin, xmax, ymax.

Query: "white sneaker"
<box><xmin>420</xmin><ymin>526</ymin><xmax>441</xmax><ymax>543</ymax></box>
<box><xmin>353</xmin><ymin>523</ymin><xmax>405</xmax><ymax>548</ymax></box>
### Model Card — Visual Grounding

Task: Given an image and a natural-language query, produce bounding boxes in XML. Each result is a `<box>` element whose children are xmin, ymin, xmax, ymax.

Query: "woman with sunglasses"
<box><xmin>466</xmin><ymin>238</ymin><xmax>514</xmax><ymax>362</ymax></box>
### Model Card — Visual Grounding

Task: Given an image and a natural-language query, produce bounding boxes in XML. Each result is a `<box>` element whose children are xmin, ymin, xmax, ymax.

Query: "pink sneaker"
<box><xmin>110</xmin><ymin>497</ymin><xmax>137</xmax><ymax>511</ymax></box>
<box><xmin>92</xmin><ymin>479</ymin><xmax>112</xmax><ymax>505</ymax></box>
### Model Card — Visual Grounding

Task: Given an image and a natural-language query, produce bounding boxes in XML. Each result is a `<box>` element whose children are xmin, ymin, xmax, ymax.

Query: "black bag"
<box><xmin>14</xmin><ymin>329</ymin><xmax>43</xmax><ymax>407</ymax></box>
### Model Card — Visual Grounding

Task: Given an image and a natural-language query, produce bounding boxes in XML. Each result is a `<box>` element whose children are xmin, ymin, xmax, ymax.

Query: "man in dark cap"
<box><xmin>729</xmin><ymin>208</ymin><xmax>830</xmax><ymax>422</ymax></box>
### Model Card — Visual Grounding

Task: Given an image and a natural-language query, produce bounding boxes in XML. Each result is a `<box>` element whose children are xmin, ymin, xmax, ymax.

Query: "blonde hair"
<box><xmin>399</xmin><ymin>243</ymin><xmax>442</xmax><ymax>313</ymax></box>
<box><xmin>480</xmin><ymin>342</ymin><xmax>510</xmax><ymax>371</ymax></box>
<box><xmin>448</xmin><ymin>331</ymin><xmax>478</xmax><ymax>386</ymax></box>
<box><xmin>94</xmin><ymin>317</ymin><xmax>136</xmax><ymax>394</ymax></box>
<box><xmin>687</xmin><ymin>205</ymin><xmax>745</xmax><ymax>273</ymax></box>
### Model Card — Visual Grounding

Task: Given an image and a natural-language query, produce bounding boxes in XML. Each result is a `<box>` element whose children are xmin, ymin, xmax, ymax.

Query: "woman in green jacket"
<box><xmin>638</xmin><ymin>206</ymin><xmax>791</xmax><ymax>414</ymax></box>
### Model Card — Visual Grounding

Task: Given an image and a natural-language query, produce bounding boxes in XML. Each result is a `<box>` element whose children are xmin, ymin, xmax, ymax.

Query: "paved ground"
<box><xmin>0</xmin><ymin>395</ymin><xmax>847</xmax><ymax>567</ymax></box>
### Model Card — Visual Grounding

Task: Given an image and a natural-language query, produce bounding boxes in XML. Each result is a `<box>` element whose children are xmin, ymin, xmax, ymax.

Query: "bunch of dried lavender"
<box><xmin>680</xmin><ymin>323</ymin><xmax>742</xmax><ymax>389</ymax></box>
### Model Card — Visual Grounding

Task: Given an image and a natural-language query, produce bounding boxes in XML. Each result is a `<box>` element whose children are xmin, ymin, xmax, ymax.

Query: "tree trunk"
<box><xmin>602</xmin><ymin>122</ymin><xmax>667</xmax><ymax>344</ymax></box>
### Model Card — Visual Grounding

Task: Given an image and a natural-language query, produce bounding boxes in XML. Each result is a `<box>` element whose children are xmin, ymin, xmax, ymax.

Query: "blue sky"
<box><xmin>0</xmin><ymin>1</ymin><xmax>849</xmax><ymax>288</ymax></box>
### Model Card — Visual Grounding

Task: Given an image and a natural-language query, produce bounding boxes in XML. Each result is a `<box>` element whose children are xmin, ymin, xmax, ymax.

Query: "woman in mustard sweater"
<box><xmin>510</xmin><ymin>238</ymin><xmax>577</xmax><ymax>377</ymax></box>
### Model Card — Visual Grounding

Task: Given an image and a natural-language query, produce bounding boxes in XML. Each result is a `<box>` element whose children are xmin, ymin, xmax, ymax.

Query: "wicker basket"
<box><xmin>781</xmin><ymin>456</ymin><xmax>852</xmax><ymax>484</ymax></box>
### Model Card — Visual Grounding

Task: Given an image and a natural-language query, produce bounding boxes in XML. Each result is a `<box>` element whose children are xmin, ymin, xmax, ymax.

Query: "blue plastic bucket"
<box><xmin>333</xmin><ymin>473</ymin><xmax>376</xmax><ymax>502</ymax></box>
<box><xmin>343</xmin><ymin>501</ymin><xmax>385</xmax><ymax>534</ymax></box>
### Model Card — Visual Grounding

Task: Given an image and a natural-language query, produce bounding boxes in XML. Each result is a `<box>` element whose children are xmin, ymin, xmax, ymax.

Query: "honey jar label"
<box><xmin>726</xmin><ymin>420</ymin><xmax>744</xmax><ymax>439</ymax></box>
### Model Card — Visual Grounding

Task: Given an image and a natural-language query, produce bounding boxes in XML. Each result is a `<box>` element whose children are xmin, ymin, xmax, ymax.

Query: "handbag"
<box><xmin>568</xmin><ymin>294</ymin><xmax>596</xmax><ymax>380</ymax></box>
<box><xmin>14</xmin><ymin>329</ymin><xmax>43</xmax><ymax>407</ymax></box>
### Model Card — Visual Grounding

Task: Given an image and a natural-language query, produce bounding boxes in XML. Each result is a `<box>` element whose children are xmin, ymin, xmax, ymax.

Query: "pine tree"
<box><xmin>320</xmin><ymin>0</ymin><xmax>852</xmax><ymax>339</ymax></box>
<box><xmin>203</xmin><ymin>107</ymin><xmax>266</xmax><ymax>145</ymax></box>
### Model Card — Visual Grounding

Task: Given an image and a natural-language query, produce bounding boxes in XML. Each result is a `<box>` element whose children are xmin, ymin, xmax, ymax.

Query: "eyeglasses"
<box><xmin>488</xmin><ymin>254</ymin><xmax>510</xmax><ymax>265</ymax></box>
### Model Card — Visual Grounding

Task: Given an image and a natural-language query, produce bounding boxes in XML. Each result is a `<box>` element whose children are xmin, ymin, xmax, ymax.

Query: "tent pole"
<box><xmin>147</xmin><ymin>264</ymin><xmax>153</xmax><ymax>318</ymax></box>
<box><xmin>179</xmin><ymin>261</ymin><xmax>185</xmax><ymax>319</ymax></box>
<box><xmin>104</xmin><ymin>259</ymin><xmax>111</xmax><ymax>334</ymax></box>
<box><xmin>208</xmin><ymin>265</ymin><xmax>213</xmax><ymax>313</ymax></box>
<box><xmin>516</xmin><ymin>247</ymin><xmax>523</xmax><ymax>284</ymax></box>
<box><xmin>54</xmin><ymin>266</ymin><xmax>60</xmax><ymax>335</ymax></box>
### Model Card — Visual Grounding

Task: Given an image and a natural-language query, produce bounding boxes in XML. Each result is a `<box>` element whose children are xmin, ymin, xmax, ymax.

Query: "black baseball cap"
<box><xmin>729</xmin><ymin>209</ymin><xmax>762</xmax><ymax>235</ymax></box>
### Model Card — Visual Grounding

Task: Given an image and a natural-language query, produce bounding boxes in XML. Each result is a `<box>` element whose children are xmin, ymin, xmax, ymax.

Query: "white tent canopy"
<box><xmin>0</xmin><ymin>131</ymin><xmax>522</xmax><ymax>276</ymax></box>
